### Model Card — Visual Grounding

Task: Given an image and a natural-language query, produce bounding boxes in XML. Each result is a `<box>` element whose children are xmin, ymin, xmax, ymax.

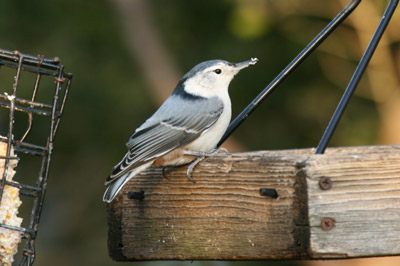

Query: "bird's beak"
<box><xmin>233</xmin><ymin>58</ymin><xmax>259</xmax><ymax>72</ymax></box>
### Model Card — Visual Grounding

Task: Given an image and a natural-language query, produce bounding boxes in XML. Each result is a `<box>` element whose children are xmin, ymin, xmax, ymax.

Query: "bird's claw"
<box><xmin>162</xmin><ymin>166</ymin><xmax>171</xmax><ymax>179</ymax></box>
<box><xmin>186</xmin><ymin>156</ymin><xmax>204</xmax><ymax>183</ymax></box>
<box><xmin>184</xmin><ymin>148</ymin><xmax>229</xmax><ymax>182</ymax></box>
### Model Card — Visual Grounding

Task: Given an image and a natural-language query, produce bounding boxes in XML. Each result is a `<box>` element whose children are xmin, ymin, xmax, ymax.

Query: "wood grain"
<box><xmin>107</xmin><ymin>145</ymin><xmax>400</xmax><ymax>260</ymax></box>
<box><xmin>306</xmin><ymin>145</ymin><xmax>400</xmax><ymax>258</ymax></box>
<box><xmin>108</xmin><ymin>151</ymin><xmax>311</xmax><ymax>260</ymax></box>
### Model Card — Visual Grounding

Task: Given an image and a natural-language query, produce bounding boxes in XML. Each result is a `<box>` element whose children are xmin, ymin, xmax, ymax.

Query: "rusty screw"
<box><xmin>321</xmin><ymin>217</ymin><xmax>335</xmax><ymax>231</ymax></box>
<box><xmin>319</xmin><ymin>176</ymin><xmax>332</xmax><ymax>190</ymax></box>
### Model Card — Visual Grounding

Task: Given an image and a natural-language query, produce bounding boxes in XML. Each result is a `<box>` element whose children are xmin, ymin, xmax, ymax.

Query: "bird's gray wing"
<box><xmin>105</xmin><ymin>95</ymin><xmax>224</xmax><ymax>184</ymax></box>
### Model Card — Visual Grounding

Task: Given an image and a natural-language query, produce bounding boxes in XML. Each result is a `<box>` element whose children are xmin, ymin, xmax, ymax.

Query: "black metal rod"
<box><xmin>0</xmin><ymin>93</ymin><xmax>53</xmax><ymax>109</ymax></box>
<box><xmin>0</xmin><ymin>60</ymin><xmax>59</xmax><ymax>77</ymax></box>
<box><xmin>0</xmin><ymin>48</ymin><xmax>62</xmax><ymax>69</ymax></box>
<box><xmin>0</xmin><ymin>135</ymin><xmax>48</xmax><ymax>152</ymax></box>
<box><xmin>315</xmin><ymin>0</ymin><xmax>399</xmax><ymax>154</ymax></box>
<box><xmin>1</xmin><ymin>179</ymin><xmax>42</xmax><ymax>192</ymax></box>
<box><xmin>0</xmin><ymin>222</ymin><xmax>35</xmax><ymax>235</ymax></box>
<box><xmin>0</xmin><ymin>155</ymin><xmax>19</xmax><ymax>160</ymax></box>
<box><xmin>0</xmin><ymin>101</ymin><xmax>53</xmax><ymax>116</ymax></box>
<box><xmin>53</xmin><ymin>69</ymin><xmax>72</xmax><ymax>137</ymax></box>
<box><xmin>218</xmin><ymin>0</ymin><xmax>361</xmax><ymax>147</ymax></box>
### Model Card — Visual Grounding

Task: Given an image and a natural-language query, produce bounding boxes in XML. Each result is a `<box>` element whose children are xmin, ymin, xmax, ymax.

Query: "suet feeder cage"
<box><xmin>0</xmin><ymin>48</ymin><xmax>72</xmax><ymax>266</ymax></box>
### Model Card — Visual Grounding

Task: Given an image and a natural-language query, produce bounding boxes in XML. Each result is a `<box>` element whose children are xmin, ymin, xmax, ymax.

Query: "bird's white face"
<box><xmin>183</xmin><ymin>60</ymin><xmax>254</xmax><ymax>99</ymax></box>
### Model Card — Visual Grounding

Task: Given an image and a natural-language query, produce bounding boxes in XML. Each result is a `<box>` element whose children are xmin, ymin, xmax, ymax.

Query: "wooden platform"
<box><xmin>107</xmin><ymin>145</ymin><xmax>400</xmax><ymax>260</ymax></box>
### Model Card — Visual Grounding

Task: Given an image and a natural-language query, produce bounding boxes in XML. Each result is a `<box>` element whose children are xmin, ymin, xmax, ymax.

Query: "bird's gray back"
<box><xmin>130</xmin><ymin>93</ymin><xmax>223</xmax><ymax>144</ymax></box>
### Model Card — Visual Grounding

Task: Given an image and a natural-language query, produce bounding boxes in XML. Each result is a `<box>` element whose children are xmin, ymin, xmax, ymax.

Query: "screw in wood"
<box><xmin>319</xmin><ymin>176</ymin><xmax>332</xmax><ymax>190</ymax></box>
<box><xmin>321</xmin><ymin>217</ymin><xmax>335</xmax><ymax>231</ymax></box>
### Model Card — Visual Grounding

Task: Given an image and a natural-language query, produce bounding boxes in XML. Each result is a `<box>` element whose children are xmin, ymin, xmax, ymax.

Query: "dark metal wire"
<box><xmin>315</xmin><ymin>0</ymin><xmax>399</xmax><ymax>154</ymax></box>
<box><xmin>0</xmin><ymin>48</ymin><xmax>72</xmax><ymax>265</ymax></box>
<box><xmin>218</xmin><ymin>0</ymin><xmax>362</xmax><ymax>147</ymax></box>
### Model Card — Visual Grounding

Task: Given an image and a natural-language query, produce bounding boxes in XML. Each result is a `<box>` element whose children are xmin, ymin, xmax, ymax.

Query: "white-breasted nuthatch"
<box><xmin>103</xmin><ymin>58</ymin><xmax>258</xmax><ymax>203</ymax></box>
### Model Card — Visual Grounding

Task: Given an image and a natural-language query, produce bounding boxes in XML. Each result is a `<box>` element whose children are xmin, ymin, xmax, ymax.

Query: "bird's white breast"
<box><xmin>186</xmin><ymin>91</ymin><xmax>232</xmax><ymax>152</ymax></box>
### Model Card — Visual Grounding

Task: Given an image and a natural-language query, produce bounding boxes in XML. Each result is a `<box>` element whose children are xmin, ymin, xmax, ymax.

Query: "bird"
<box><xmin>103</xmin><ymin>58</ymin><xmax>258</xmax><ymax>203</ymax></box>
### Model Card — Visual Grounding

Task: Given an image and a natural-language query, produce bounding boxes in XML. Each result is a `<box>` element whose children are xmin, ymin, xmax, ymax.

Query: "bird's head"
<box><xmin>181</xmin><ymin>58</ymin><xmax>258</xmax><ymax>98</ymax></box>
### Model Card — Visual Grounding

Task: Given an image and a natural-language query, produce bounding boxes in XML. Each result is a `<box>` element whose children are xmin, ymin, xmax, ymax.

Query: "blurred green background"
<box><xmin>1</xmin><ymin>0</ymin><xmax>400</xmax><ymax>265</ymax></box>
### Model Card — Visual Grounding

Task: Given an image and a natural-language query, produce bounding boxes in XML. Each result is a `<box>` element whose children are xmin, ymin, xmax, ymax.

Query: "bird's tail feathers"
<box><xmin>103</xmin><ymin>161</ymin><xmax>153</xmax><ymax>203</ymax></box>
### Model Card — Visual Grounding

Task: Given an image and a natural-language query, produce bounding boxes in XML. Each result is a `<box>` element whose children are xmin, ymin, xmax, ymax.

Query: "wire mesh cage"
<box><xmin>0</xmin><ymin>48</ymin><xmax>72</xmax><ymax>266</ymax></box>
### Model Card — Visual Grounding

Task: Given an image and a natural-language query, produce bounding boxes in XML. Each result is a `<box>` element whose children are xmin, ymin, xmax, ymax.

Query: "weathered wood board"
<box><xmin>305</xmin><ymin>146</ymin><xmax>400</xmax><ymax>258</ymax></box>
<box><xmin>107</xmin><ymin>145</ymin><xmax>400</xmax><ymax>260</ymax></box>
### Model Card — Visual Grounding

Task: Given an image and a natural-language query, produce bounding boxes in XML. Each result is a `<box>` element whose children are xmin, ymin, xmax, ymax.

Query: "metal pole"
<box><xmin>315</xmin><ymin>0</ymin><xmax>399</xmax><ymax>154</ymax></box>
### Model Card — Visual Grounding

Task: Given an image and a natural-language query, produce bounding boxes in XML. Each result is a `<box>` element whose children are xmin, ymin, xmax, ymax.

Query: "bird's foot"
<box><xmin>161</xmin><ymin>166</ymin><xmax>172</xmax><ymax>179</ymax></box>
<box><xmin>184</xmin><ymin>148</ymin><xmax>229</xmax><ymax>182</ymax></box>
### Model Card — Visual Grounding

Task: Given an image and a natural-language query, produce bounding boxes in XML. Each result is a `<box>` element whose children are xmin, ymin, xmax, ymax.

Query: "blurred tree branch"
<box><xmin>111</xmin><ymin>0</ymin><xmax>179</xmax><ymax>102</ymax></box>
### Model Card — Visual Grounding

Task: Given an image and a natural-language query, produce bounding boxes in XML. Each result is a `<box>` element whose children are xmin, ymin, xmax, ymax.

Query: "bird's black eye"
<box><xmin>214</xmin><ymin>69</ymin><xmax>222</xmax><ymax>74</ymax></box>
